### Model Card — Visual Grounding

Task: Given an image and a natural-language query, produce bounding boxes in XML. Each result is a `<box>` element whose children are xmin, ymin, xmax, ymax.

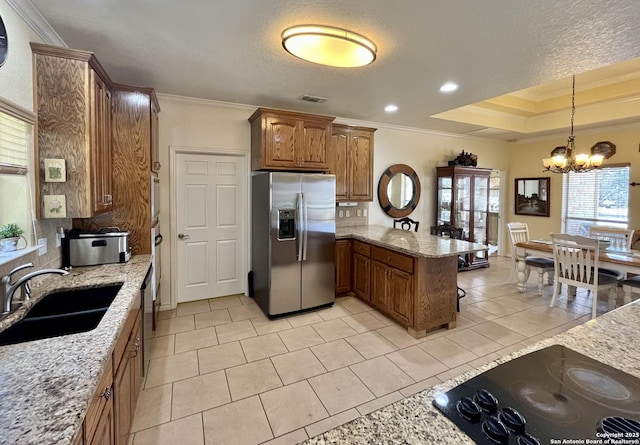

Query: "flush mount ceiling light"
<box><xmin>384</xmin><ymin>104</ymin><xmax>398</xmax><ymax>112</ymax></box>
<box><xmin>440</xmin><ymin>82</ymin><xmax>459</xmax><ymax>93</ymax></box>
<box><xmin>281</xmin><ymin>25</ymin><xmax>377</xmax><ymax>68</ymax></box>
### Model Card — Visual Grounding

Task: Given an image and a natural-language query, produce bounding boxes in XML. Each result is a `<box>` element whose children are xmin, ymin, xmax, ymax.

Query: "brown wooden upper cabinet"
<box><xmin>32</xmin><ymin>42</ymin><xmax>114</xmax><ymax>218</ymax></box>
<box><xmin>330</xmin><ymin>124</ymin><xmax>376</xmax><ymax>202</ymax></box>
<box><xmin>249</xmin><ymin>108</ymin><xmax>335</xmax><ymax>171</ymax></box>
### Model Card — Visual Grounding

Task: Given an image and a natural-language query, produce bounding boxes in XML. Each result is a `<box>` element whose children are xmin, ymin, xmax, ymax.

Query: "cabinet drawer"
<box><xmin>353</xmin><ymin>240</ymin><xmax>371</xmax><ymax>257</ymax></box>
<box><xmin>85</xmin><ymin>358</ymin><xmax>113</xmax><ymax>443</ymax></box>
<box><xmin>371</xmin><ymin>246</ymin><xmax>414</xmax><ymax>274</ymax></box>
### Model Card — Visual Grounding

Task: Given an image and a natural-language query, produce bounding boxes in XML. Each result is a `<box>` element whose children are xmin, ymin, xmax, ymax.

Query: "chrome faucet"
<box><xmin>2</xmin><ymin>264</ymin><xmax>69</xmax><ymax>314</ymax></box>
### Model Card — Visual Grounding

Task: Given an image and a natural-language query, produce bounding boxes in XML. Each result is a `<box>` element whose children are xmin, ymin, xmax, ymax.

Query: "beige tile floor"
<box><xmin>130</xmin><ymin>256</ymin><xmax>620</xmax><ymax>445</ymax></box>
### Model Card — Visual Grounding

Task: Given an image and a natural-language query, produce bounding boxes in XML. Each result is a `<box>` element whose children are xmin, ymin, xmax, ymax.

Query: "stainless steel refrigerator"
<box><xmin>251</xmin><ymin>172</ymin><xmax>336</xmax><ymax>316</ymax></box>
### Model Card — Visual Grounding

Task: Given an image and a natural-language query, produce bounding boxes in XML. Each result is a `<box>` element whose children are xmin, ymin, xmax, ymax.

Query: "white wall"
<box><xmin>0</xmin><ymin>1</ymin><xmax>42</xmax><ymax>110</ymax></box>
<box><xmin>156</xmin><ymin>96</ymin><xmax>511</xmax><ymax>308</ymax></box>
<box><xmin>366</xmin><ymin>125</ymin><xmax>510</xmax><ymax>228</ymax></box>
<box><xmin>156</xmin><ymin>95</ymin><xmax>254</xmax><ymax>307</ymax></box>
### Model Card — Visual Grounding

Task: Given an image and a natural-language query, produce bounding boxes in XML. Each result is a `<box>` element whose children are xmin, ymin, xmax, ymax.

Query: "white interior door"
<box><xmin>175</xmin><ymin>152</ymin><xmax>245</xmax><ymax>303</ymax></box>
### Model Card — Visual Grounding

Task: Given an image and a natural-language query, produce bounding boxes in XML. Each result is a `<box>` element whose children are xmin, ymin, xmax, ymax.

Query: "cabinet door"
<box><xmin>91</xmin><ymin>71</ymin><xmax>113</xmax><ymax>213</ymax></box>
<box><xmin>455</xmin><ymin>175</ymin><xmax>471</xmax><ymax>239</ymax></box>
<box><xmin>437</xmin><ymin>176</ymin><xmax>453</xmax><ymax>225</ymax></box>
<box><xmin>330</xmin><ymin>127</ymin><xmax>349</xmax><ymax>200</ymax></box>
<box><xmin>349</xmin><ymin>130</ymin><xmax>373</xmax><ymax>200</ymax></box>
<box><xmin>114</xmin><ymin>350</ymin><xmax>132</xmax><ymax>445</ymax></box>
<box><xmin>335</xmin><ymin>240</ymin><xmax>352</xmax><ymax>294</ymax></box>
<box><xmin>264</xmin><ymin>115</ymin><xmax>298</xmax><ymax>168</ymax></box>
<box><xmin>300</xmin><ymin>120</ymin><xmax>329</xmax><ymax>170</ymax></box>
<box><xmin>89</xmin><ymin>400</ymin><xmax>114</xmax><ymax>445</ymax></box>
<box><xmin>150</xmin><ymin>100</ymin><xmax>160</xmax><ymax>172</ymax></box>
<box><xmin>388</xmin><ymin>268</ymin><xmax>413</xmax><ymax>325</ymax></box>
<box><xmin>131</xmin><ymin>313</ymin><xmax>143</xmax><ymax>406</ymax></box>
<box><xmin>370</xmin><ymin>261</ymin><xmax>388</xmax><ymax>310</ymax></box>
<box><xmin>352</xmin><ymin>253</ymin><xmax>370</xmax><ymax>301</ymax></box>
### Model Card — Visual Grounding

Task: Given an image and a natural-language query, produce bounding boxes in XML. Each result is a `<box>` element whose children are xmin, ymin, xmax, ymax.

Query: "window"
<box><xmin>0</xmin><ymin>99</ymin><xmax>35</xmax><ymax>248</ymax></box>
<box><xmin>562</xmin><ymin>165</ymin><xmax>630</xmax><ymax>235</ymax></box>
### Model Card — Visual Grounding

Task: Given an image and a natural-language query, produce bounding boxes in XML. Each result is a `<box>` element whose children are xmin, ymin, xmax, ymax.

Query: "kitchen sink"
<box><xmin>0</xmin><ymin>283</ymin><xmax>123</xmax><ymax>346</ymax></box>
<box><xmin>25</xmin><ymin>284</ymin><xmax>123</xmax><ymax>318</ymax></box>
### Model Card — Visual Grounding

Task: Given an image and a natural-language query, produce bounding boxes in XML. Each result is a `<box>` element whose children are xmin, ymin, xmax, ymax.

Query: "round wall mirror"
<box><xmin>377</xmin><ymin>164</ymin><xmax>421</xmax><ymax>217</ymax></box>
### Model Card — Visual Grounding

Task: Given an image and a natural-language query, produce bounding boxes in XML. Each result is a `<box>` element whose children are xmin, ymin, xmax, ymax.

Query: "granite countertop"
<box><xmin>0</xmin><ymin>255</ymin><xmax>152</xmax><ymax>445</ymax></box>
<box><xmin>304</xmin><ymin>300</ymin><xmax>640</xmax><ymax>444</ymax></box>
<box><xmin>336</xmin><ymin>225</ymin><xmax>487</xmax><ymax>259</ymax></box>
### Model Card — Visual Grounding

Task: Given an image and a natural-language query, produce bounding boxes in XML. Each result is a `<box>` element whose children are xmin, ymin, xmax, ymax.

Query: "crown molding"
<box><xmin>5</xmin><ymin>0</ymin><xmax>66</xmax><ymax>47</ymax></box>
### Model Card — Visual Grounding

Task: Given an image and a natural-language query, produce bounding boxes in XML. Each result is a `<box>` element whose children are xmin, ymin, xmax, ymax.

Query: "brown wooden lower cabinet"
<box><xmin>72</xmin><ymin>427</ymin><xmax>84</xmax><ymax>445</ymax></box>
<box><xmin>114</xmin><ymin>309</ymin><xmax>143</xmax><ymax>445</ymax></box>
<box><xmin>335</xmin><ymin>239</ymin><xmax>352</xmax><ymax>295</ymax></box>
<box><xmin>338</xmin><ymin>239</ymin><xmax>457</xmax><ymax>337</ymax></box>
<box><xmin>85</xmin><ymin>360</ymin><xmax>114</xmax><ymax>445</ymax></box>
<box><xmin>89</xmin><ymin>398</ymin><xmax>114</xmax><ymax>445</ymax></box>
<box><xmin>370</xmin><ymin>261</ymin><xmax>387</xmax><ymax>309</ymax></box>
<box><xmin>76</xmin><ymin>291</ymin><xmax>143</xmax><ymax>445</ymax></box>
<box><xmin>353</xmin><ymin>253</ymin><xmax>371</xmax><ymax>301</ymax></box>
<box><xmin>387</xmin><ymin>267</ymin><xmax>413</xmax><ymax>325</ymax></box>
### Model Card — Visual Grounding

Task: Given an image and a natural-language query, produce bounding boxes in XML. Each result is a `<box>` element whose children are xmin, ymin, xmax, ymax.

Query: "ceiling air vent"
<box><xmin>300</xmin><ymin>95</ymin><xmax>328</xmax><ymax>103</ymax></box>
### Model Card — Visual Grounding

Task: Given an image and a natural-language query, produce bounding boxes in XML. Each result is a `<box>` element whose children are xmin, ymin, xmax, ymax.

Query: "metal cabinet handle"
<box><xmin>100</xmin><ymin>387</ymin><xmax>112</xmax><ymax>401</ymax></box>
<box><xmin>178</xmin><ymin>233</ymin><xmax>190</xmax><ymax>240</ymax></box>
<box><xmin>104</xmin><ymin>194</ymin><xmax>113</xmax><ymax>205</ymax></box>
<box><xmin>153</xmin><ymin>161</ymin><xmax>162</xmax><ymax>171</ymax></box>
<box><xmin>131</xmin><ymin>338</ymin><xmax>141</xmax><ymax>357</ymax></box>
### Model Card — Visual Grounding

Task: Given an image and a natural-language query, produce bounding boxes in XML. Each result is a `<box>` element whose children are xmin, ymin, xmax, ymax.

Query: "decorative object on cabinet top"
<box><xmin>378</xmin><ymin>164</ymin><xmax>421</xmax><ymax>218</ymax></box>
<box><xmin>448</xmin><ymin>150</ymin><xmax>477</xmax><ymax>167</ymax></box>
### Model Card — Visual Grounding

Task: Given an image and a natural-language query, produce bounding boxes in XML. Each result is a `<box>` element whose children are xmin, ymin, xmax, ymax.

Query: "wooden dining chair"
<box><xmin>549</xmin><ymin>233</ymin><xmax>618</xmax><ymax>319</ymax></box>
<box><xmin>588</xmin><ymin>226</ymin><xmax>635</xmax><ymax>281</ymax></box>
<box><xmin>393</xmin><ymin>217</ymin><xmax>420</xmax><ymax>232</ymax></box>
<box><xmin>621</xmin><ymin>276</ymin><xmax>640</xmax><ymax>305</ymax></box>
<box><xmin>429</xmin><ymin>223</ymin><xmax>466</xmax><ymax>311</ymax></box>
<box><xmin>506</xmin><ymin>222</ymin><xmax>554</xmax><ymax>295</ymax></box>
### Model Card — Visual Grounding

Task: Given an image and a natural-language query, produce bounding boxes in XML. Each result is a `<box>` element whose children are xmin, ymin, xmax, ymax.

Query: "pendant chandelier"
<box><xmin>542</xmin><ymin>75</ymin><xmax>603</xmax><ymax>173</ymax></box>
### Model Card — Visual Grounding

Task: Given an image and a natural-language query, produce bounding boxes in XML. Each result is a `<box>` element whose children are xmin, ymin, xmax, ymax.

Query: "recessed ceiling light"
<box><xmin>440</xmin><ymin>82</ymin><xmax>459</xmax><ymax>93</ymax></box>
<box><xmin>281</xmin><ymin>25</ymin><xmax>377</xmax><ymax>68</ymax></box>
<box><xmin>384</xmin><ymin>104</ymin><xmax>398</xmax><ymax>113</ymax></box>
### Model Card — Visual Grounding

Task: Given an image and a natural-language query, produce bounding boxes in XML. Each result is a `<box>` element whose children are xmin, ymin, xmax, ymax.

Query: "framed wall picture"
<box><xmin>43</xmin><ymin>195</ymin><xmax>66</xmax><ymax>218</ymax></box>
<box><xmin>515</xmin><ymin>177</ymin><xmax>550</xmax><ymax>217</ymax></box>
<box><xmin>44</xmin><ymin>158</ymin><xmax>66</xmax><ymax>182</ymax></box>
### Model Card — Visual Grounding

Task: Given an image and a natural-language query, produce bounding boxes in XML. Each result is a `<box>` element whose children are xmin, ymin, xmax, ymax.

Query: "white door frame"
<box><xmin>169</xmin><ymin>146</ymin><xmax>250</xmax><ymax>310</ymax></box>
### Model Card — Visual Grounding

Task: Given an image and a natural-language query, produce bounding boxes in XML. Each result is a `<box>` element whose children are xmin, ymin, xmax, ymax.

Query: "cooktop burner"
<box><xmin>433</xmin><ymin>345</ymin><xmax>640</xmax><ymax>445</ymax></box>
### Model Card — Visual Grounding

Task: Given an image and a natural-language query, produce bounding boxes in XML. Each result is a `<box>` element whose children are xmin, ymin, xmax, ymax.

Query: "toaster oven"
<box><xmin>64</xmin><ymin>230</ymin><xmax>131</xmax><ymax>267</ymax></box>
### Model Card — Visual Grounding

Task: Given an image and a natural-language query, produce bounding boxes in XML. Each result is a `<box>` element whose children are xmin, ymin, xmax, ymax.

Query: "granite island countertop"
<box><xmin>304</xmin><ymin>299</ymin><xmax>640</xmax><ymax>444</ymax></box>
<box><xmin>337</xmin><ymin>225</ymin><xmax>487</xmax><ymax>259</ymax></box>
<box><xmin>0</xmin><ymin>255</ymin><xmax>152</xmax><ymax>445</ymax></box>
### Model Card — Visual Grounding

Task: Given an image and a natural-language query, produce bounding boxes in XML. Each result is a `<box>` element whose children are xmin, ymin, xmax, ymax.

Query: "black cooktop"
<box><xmin>433</xmin><ymin>345</ymin><xmax>640</xmax><ymax>445</ymax></box>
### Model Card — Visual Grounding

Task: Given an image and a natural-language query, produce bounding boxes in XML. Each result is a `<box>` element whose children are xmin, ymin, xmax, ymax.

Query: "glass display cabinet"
<box><xmin>436</xmin><ymin>166</ymin><xmax>491</xmax><ymax>269</ymax></box>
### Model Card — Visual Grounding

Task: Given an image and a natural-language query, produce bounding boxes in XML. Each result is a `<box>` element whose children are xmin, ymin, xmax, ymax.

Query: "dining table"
<box><xmin>514</xmin><ymin>239</ymin><xmax>640</xmax><ymax>305</ymax></box>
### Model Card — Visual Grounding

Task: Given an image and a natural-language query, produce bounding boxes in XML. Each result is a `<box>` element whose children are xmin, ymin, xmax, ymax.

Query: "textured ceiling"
<box><xmin>23</xmin><ymin>0</ymin><xmax>640</xmax><ymax>139</ymax></box>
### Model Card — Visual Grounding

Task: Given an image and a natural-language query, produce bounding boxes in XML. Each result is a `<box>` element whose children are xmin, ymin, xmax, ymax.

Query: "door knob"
<box><xmin>178</xmin><ymin>233</ymin><xmax>190</xmax><ymax>240</ymax></box>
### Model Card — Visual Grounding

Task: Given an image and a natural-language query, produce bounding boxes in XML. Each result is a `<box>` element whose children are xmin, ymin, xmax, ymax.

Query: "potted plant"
<box><xmin>0</xmin><ymin>223</ymin><xmax>25</xmax><ymax>252</ymax></box>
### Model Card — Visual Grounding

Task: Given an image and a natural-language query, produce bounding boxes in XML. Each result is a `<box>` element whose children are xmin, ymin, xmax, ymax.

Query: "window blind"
<box><xmin>0</xmin><ymin>111</ymin><xmax>29</xmax><ymax>175</ymax></box>
<box><xmin>562</xmin><ymin>165</ymin><xmax>630</xmax><ymax>235</ymax></box>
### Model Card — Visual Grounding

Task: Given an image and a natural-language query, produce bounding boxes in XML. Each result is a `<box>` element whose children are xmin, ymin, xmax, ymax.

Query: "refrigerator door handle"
<box><xmin>296</xmin><ymin>192</ymin><xmax>304</xmax><ymax>262</ymax></box>
<box><xmin>302</xmin><ymin>192</ymin><xmax>308</xmax><ymax>261</ymax></box>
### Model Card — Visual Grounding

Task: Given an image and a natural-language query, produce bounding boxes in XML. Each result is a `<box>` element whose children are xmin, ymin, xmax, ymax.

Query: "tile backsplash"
<box><xmin>335</xmin><ymin>202</ymin><xmax>369</xmax><ymax>227</ymax></box>
<box><xmin>0</xmin><ymin>218</ymin><xmax>71</xmax><ymax>282</ymax></box>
